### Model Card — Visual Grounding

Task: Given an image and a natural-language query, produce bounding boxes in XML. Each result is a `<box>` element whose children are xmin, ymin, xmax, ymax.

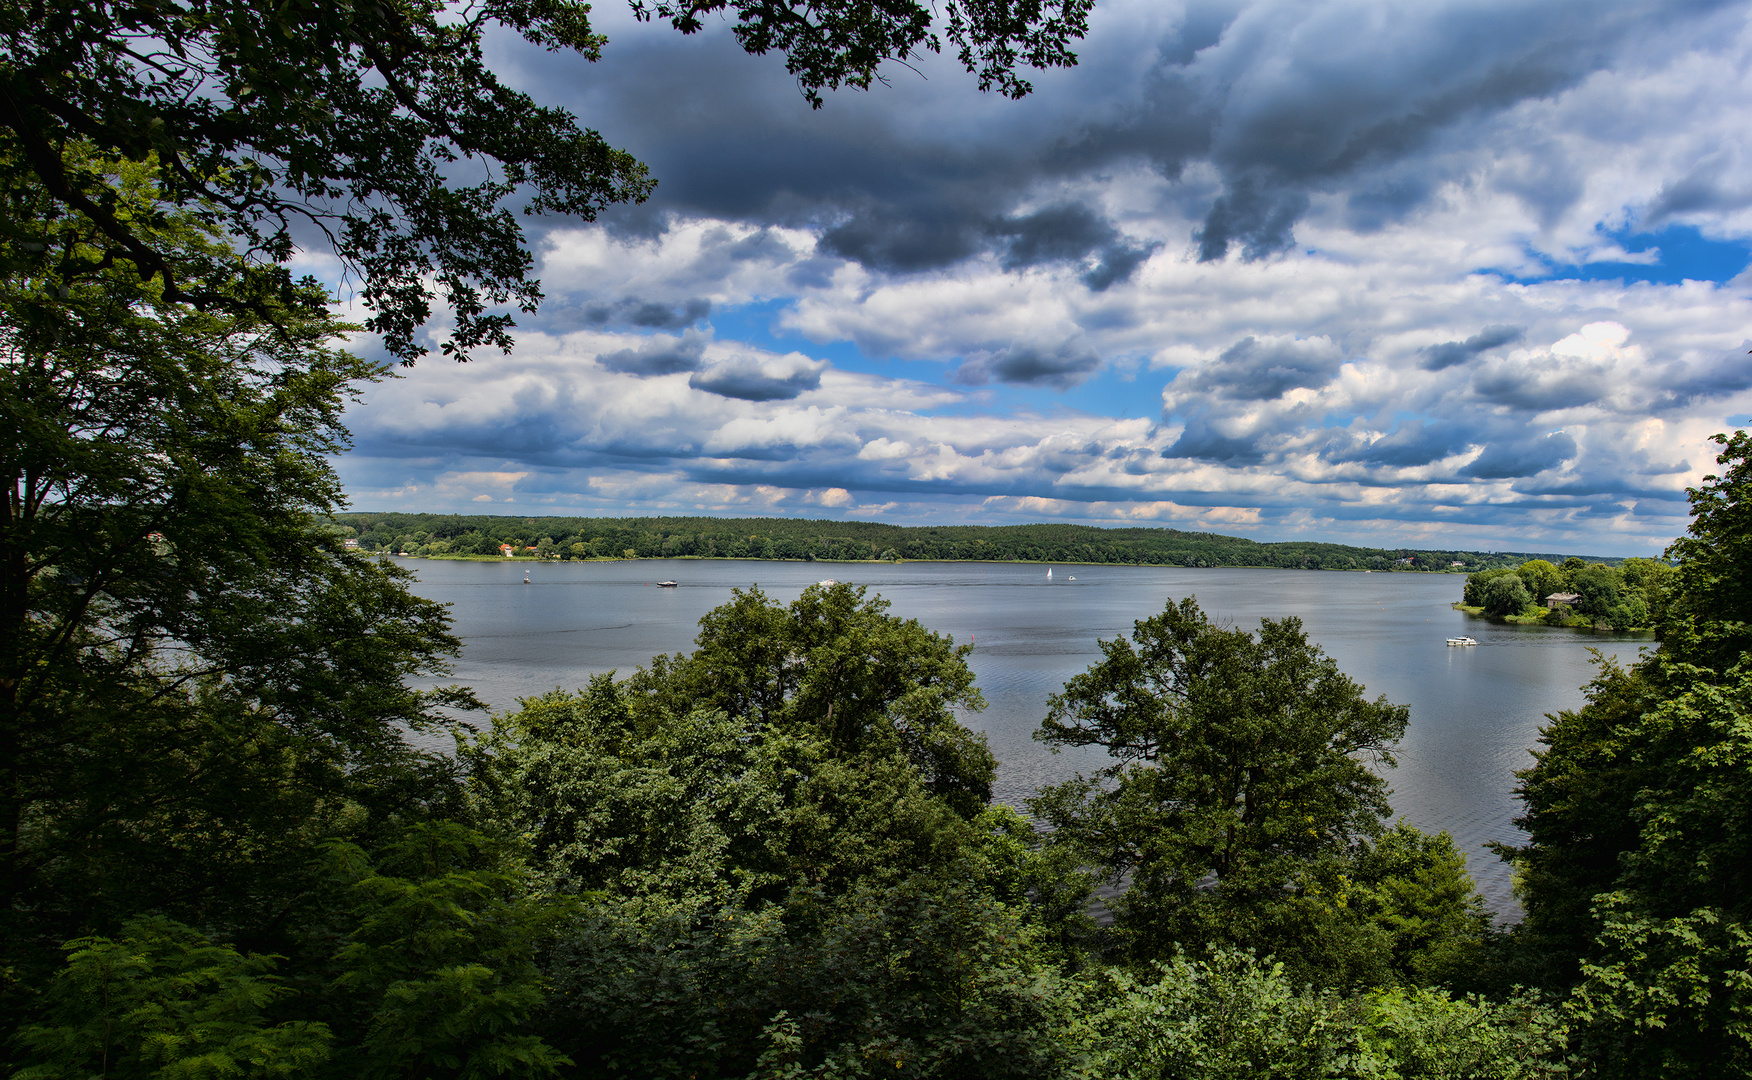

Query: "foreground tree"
<box><xmin>1504</xmin><ymin>431</ymin><xmax>1752</xmax><ymax>1077</ymax></box>
<box><xmin>1030</xmin><ymin>597</ymin><xmax>1414</xmax><ymax>976</ymax></box>
<box><xmin>1</xmin><ymin>0</ymin><xmax>1092</xmax><ymax>361</ymax></box>
<box><xmin>13</xmin><ymin>917</ymin><xmax>333</xmax><ymax>1080</ymax></box>
<box><xmin>467</xmin><ymin>674</ymin><xmax>992</xmax><ymax>908</ymax></box>
<box><xmin>622</xmin><ymin>582</ymin><xmax>996</xmax><ymax>817</ymax></box>
<box><xmin>466</xmin><ymin>589</ymin><xmax>1088</xmax><ymax>1078</ymax></box>
<box><xmin>0</xmin><ymin>170</ymin><xmax>472</xmax><ymax>967</ymax></box>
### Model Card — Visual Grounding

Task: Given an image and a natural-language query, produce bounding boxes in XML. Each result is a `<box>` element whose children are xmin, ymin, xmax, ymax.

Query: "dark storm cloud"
<box><xmin>1459</xmin><ymin>432</ymin><xmax>1578</xmax><ymax>479</ymax></box>
<box><xmin>583</xmin><ymin>297</ymin><xmax>713</xmax><ymax>330</ymax></box>
<box><xmin>1645</xmin><ymin>345</ymin><xmax>1752</xmax><ymax>408</ymax></box>
<box><xmin>997</xmin><ymin>204</ymin><xmax>1114</xmax><ymax>268</ymax></box>
<box><xmin>1512</xmin><ymin>472</ymin><xmax>1680</xmax><ymax>501</ymax></box>
<box><xmin>596</xmin><ymin>330</ymin><xmax>709</xmax><ymax>376</ymax></box>
<box><xmin>1174</xmin><ymin>335</ymin><xmax>1346</xmax><ymax>400</ymax></box>
<box><xmin>1643</xmin><ymin>160</ymin><xmax>1752</xmax><ymax>224</ymax></box>
<box><xmin>1164</xmin><ymin>3</ymin><xmax>1701</xmax><ymax>260</ymax></box>
<box><xmin>1471</xmin><ymin>363</ymin><xmax>1607</xmax><ymax>411</ymax></box>
<box><xmin>499</xmin><ymin>0</ymin><xmax>1720</xmax><ymax>283</ymax></box>
<box><xmin>1081</xmin><ymin>242</ymin><xmax>1159</xmax><ymax>290</ymax></box>
<box><xmin>1161</xmin><ymin>416</ymin><xmax>1265</xmax><ymax>464</ymax></box>
<box><xmin>1342</xmin><ymin>171</ymin><xmax>1436</xmax><ymax>232</ymax></box>
<box><xmin>689</xmin><ymin>358</ymin><xmax>824</xmax><ymax>401</ymax></box>
<box><xmin>1419</xmin><ymin>325</ymin><xmax>1524</xmax><ymax>371</ymax></box>
<box><xmin>1194</xmin><ymin>176</ymin><xmax>1309</xmax><ymax>261</ymax></box>
<box><xmin>525</xmin><ymin>294</ymin><xmax>711</xmax><ymax>334</ymax></box>
<box><xmin>1320</xmin><ymin>421</ymin><xmax>1472</xmax><ymax>466</ymax></box>
<box><xmin>819</xmin><ymin>204</ymin><xmax>990</xmax><ymax>273</ymax></box>
<box><xmin>815</xmin><ymin>199</ymin><xmax>1160</xmax><ymax>285</ymax></box>
<box><xmin>993</xmin><ymin>204</ymin><xmax>1161</xmax><ymax>289</ymax></box>
<box><xmin>952</xmin><ymin>342</ymin><xmax>1103</xmax><ymax>388</ymax></box>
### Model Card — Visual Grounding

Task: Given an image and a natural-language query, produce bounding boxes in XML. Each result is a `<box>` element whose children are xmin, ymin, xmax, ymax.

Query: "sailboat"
<box><xmin>1047</xmin><ymin>567</ymin><xmax>1053</xmax><ymax>579</ymax></box>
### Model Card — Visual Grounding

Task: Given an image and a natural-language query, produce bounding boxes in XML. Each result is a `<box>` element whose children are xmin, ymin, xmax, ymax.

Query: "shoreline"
<box><xmin>377</xmin><ymin>552</ymin><xmax>1474</xmax><ymax>573</ymax></box>
<box><xmin>1451</xmin><ymin>601</ymin><xmax>1656</xmax><ymax>634</ymax></box>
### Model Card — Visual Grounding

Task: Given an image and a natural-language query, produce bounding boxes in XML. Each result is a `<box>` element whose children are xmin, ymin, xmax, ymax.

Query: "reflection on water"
<box><xmin>401</xmin><ymin>557</ymin><xmax>1646</xmax><ymax>917</ymax></box>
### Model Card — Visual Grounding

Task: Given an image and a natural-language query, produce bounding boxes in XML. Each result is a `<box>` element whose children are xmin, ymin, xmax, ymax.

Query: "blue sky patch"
<box><xmin>1495</xmin><ymin>224</ymin><xmax>1752</xmax><ymax>287</ymax></box>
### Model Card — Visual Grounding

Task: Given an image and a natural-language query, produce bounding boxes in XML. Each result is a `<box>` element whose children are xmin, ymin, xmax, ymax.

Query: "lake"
<box><xmin>399</xmin><ymin>557</ymin><xmax>1647</xmax><ymax>916</ymax></box>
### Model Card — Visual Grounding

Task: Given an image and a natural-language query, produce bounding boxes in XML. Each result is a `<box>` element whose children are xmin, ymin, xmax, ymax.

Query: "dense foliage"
<box><xmin>0</xmin><ymin>172</ymin><xmax>471</xmax><ymax>968</ymax></box>
<box><xmin>1030</xmin><ymin>599</ymin><xmax>1491</xmax><ymax>989</ymax></box>
<box><xmin>1498</xmin><ymin>431</ymin><xmax>1752</xmax><ymax>1078</ymax></box>
<box><xmin>334</xmin><ymin>510</ymin><xmax>1585</xmax><ymax>572</ymax></box>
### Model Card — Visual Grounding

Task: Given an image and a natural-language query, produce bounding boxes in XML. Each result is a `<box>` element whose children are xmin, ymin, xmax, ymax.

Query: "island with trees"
<box><xmin>1458</xmin><ymin>556</ymin><xmax>1676</xmax><ymax>631</ymax></box>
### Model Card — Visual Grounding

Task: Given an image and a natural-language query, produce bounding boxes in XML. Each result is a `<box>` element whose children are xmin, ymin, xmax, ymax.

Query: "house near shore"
<box><xmin>499</xmin><ymin>544</ymin><xmax>515</xmax><ymax>557</ymax></box>
<box><xmin>1545</xmin><ymin>591</ymin><xmax>1581</xmax><ymax>611</ymax></box>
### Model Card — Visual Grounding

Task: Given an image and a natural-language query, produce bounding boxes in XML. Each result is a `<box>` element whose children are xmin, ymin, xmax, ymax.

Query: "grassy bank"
<box><xmin>1452</xmin><ymin>601</ymin><xmax>1652</xmax><ymax>632</ymax></box>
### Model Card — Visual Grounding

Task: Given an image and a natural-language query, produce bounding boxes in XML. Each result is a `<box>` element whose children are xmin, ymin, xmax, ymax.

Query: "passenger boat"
<box><xmin>1446</xmin><ymin>636</ymin><xmax>1478</xmax><ymax>646</ymax></box>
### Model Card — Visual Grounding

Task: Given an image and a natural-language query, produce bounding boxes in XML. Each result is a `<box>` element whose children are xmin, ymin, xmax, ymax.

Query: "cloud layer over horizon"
<box><xmin>335</xmin><ymin>0</ymin><xmax>1752</xmax><ymax>556</ymax></box>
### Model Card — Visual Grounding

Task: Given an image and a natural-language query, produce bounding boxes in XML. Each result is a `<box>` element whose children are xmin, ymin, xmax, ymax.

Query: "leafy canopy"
<box><xmin>0</xmin><ymin>167</ymin><xmax>473</xmax><ymax>956</ymax></box>
<box><xmin>1031</xmin><ymin>596</ymin><xmax>1412</xmax><ymax>968</ymax></box>
<box><xmin>622</xmin><ymin>582</ymin><xmax>996</xmax><ymax>817</ymax></box>
<box><xmin>1503</xmin><ymin>431</ymin><xmax>1752</xmax><ymax>1076</ymax></box>
<box><xmin>0</xmin><ymin>0</ymin><xmax>1091</xmax><ymax>362</ymax></box>
<box><xmin>466</xmin><ymin>675</ymin><xmax>987</xmax><ymax>908</ymax></box>
<box><xmin>14</xmin><ymin>916</ymin><xmax>332</xmax><ymax>1080</ymax></box>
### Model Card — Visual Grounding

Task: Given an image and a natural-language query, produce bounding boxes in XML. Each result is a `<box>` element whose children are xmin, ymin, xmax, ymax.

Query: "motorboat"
<box><xmin>657</xmin><ymin>580</ymin><xmax>679</xmax><ymax>588</ymax></box>
<box><xmin>1446</xmin><ymin>636</ymin><xmax>1478</xmax><ymax>646</ymax></box>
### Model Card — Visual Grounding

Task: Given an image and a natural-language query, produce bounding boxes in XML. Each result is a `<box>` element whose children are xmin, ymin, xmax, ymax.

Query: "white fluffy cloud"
<box><xmin>337</xmin><ymin>0</ymin><xmax>1752</xmax><ymax>555</ymax></box>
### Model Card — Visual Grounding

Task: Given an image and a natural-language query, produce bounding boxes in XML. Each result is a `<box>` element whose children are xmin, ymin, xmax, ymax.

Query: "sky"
<box><xmin>331</xmin><ymin>0</ymin><xmax>1752</xmax><ymax>556</ymax></box>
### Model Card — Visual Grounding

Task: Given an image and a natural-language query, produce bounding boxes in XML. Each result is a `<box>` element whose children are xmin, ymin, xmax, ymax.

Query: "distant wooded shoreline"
<box><xmin>331</xmin><ymin>512</ymin><xmax>1625</xmax><ymax>573</ymax></box>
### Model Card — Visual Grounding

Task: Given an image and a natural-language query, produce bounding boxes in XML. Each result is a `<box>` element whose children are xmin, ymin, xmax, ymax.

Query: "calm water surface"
<box><xmin>401</xmin><ymin>558</ymin><xmax>1647</xmax><ymax>916</ymax></box>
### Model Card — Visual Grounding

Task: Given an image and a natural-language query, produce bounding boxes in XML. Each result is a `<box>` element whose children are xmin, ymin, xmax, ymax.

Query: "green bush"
<box><xmin>1482</xmin><ymin>574</ymin><xmax>1533</xmax><ymax>617</ymax></box>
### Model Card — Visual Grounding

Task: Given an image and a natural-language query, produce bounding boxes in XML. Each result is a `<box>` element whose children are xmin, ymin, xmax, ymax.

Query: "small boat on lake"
<box><xmin>656</xmin><ymin>580</ymin><xmax>679</xmax><ymax>588</ymax></box>
<box><xmin>1446</xmin><ymin>636</ymin><xmax>1478</xmax><ymax>646</ymax></box>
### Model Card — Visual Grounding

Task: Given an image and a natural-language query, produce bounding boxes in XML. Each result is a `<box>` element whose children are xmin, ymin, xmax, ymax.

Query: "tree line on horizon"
<box><xmin>334</xmin><ymin>512</ymin><xmax>1601</xmax><ymax>573</ymax></box>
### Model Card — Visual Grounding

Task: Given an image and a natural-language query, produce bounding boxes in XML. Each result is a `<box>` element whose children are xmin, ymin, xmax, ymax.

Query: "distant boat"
<box><xmin>657</xmin><ymin>580</ymin><xmax>679</xmax><ymax>588</ymax></box>
<box><xmin>1047</xmin><ymin>567</ymin><xmax>1053</xmax><ymax>579</ymax></box>
<box><xmin>1446</xmin><ymin>636</ymin><xmax>1477</xmax><ymax>646</ymax></box>
<box><xmin>817</xmin><ymin>579</ymin><xmax>838</xmax><ymax>587</ymax></box>
<box><xmin>522</xmin><ymin>572</ymin><xmax>530</xmax><ymax>585</ymax></box>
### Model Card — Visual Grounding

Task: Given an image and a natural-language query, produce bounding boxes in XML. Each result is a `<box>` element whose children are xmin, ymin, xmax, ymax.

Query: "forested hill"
<box><xmin>332</xmin><ymin>512</ymin><xmax>1603</xmax><ymax>571</ymax></box>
